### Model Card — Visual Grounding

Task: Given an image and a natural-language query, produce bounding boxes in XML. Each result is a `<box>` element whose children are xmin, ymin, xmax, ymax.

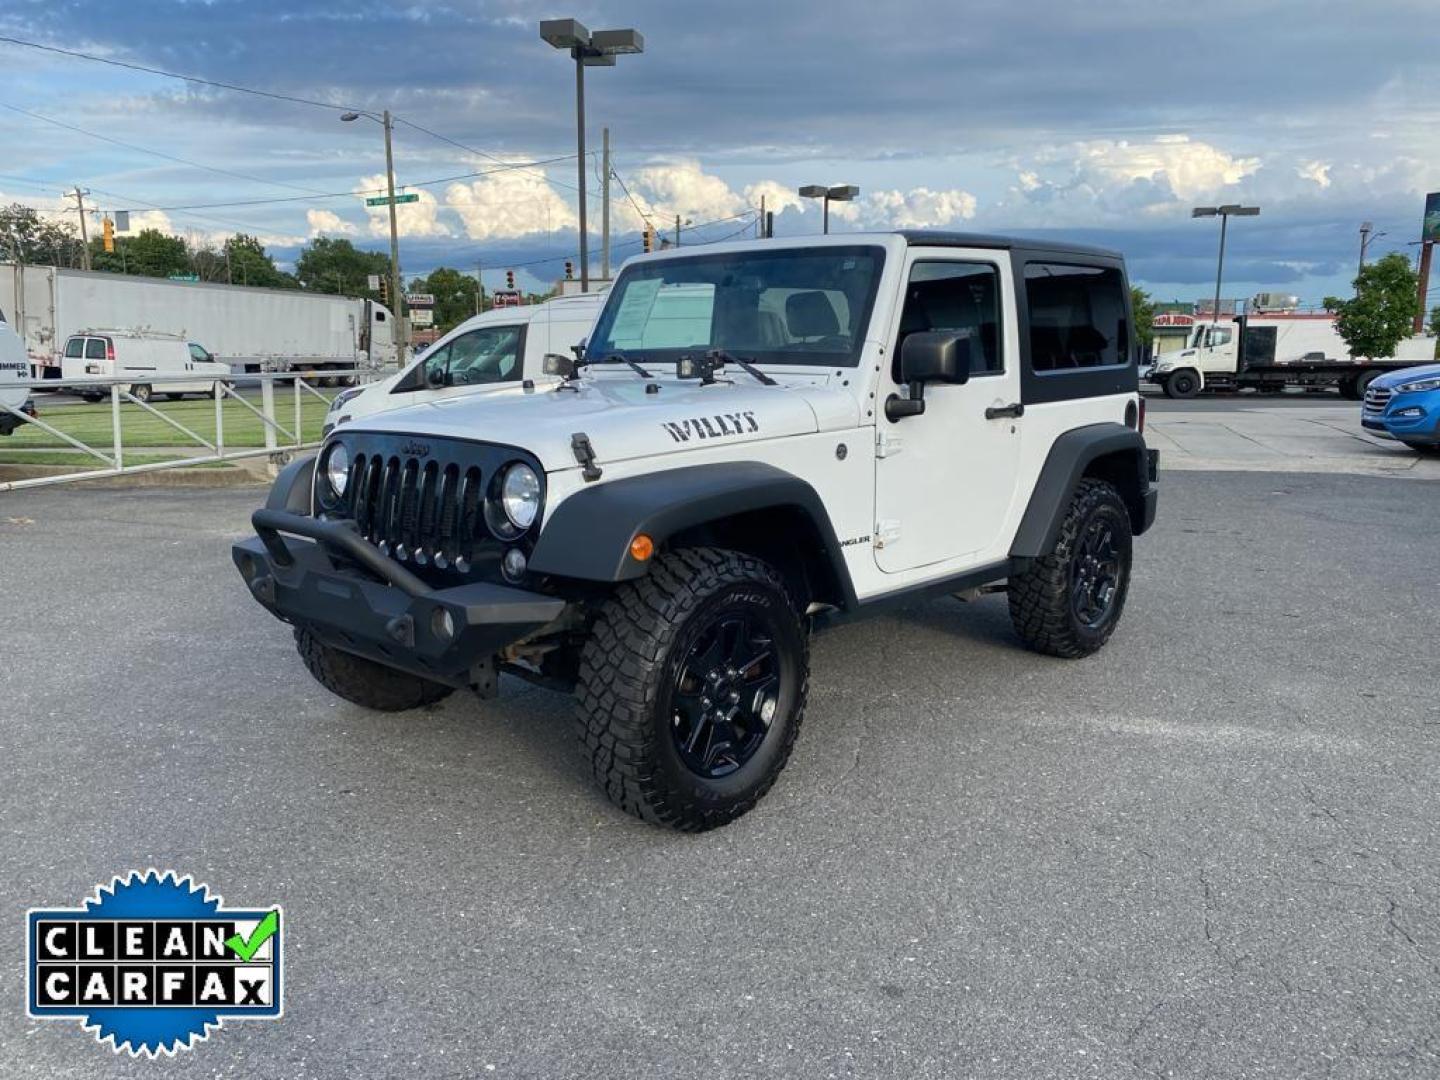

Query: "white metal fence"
<box><xmin>0</xmin><ymin>370</ymin><xmax>361</xmax><ymax>492</ymax></box>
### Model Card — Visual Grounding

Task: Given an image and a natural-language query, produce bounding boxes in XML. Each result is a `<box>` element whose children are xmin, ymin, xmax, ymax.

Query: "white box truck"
<box><xmin>0</xmin><ymin>263</ymin><xmax>398</xmax><ymax>386</ymax></box>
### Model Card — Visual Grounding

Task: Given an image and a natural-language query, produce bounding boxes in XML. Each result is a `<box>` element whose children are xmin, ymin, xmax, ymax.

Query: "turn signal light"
<box><xmin>629</xmin><ymin>534</ymin><xmax>654</xmax><ymax>562</ymax></box>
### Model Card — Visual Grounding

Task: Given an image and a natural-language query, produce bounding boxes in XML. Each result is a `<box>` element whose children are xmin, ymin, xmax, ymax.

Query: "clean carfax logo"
<box><xmin>26</xmin><ymin>870</ymin><xmax>283</xmax><ymax>1056</ymax></box>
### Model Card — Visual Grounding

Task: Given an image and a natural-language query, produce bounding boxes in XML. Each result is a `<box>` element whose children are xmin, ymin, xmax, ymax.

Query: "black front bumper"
<box><xmin>233</xmin><ymin>509</ymin><xmax>566</xmax><ymax>688</ymax></box>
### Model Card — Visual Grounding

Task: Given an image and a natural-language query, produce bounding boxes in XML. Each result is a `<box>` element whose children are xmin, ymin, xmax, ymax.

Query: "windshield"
<box><xmin>586</xmin><ymin>245</ymin><xmax>884</xmax><ymax>368</ymax></box>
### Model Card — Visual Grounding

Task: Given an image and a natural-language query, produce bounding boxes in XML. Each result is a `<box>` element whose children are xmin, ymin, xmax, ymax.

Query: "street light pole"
<box><xmin>1192</xmin><ymin>204</ymin><xmax>1260</xmax><ymax>344</ymax></box>
<box><xmin>799</xmin><ymin>184</ymin><xmax>859</xmax><ymax>235</ymax></box>
<box><xmin>541</xmin><ymin>19</ymin><xmax>644</xmax><ymax>294</ymax></box>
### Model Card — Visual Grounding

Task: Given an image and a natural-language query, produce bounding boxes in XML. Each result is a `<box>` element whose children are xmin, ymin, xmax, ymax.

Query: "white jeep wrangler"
<box><xmin>234</xmin><ymin>232</ymin><xmax>1158</xmax><ymax>830</ymax></box>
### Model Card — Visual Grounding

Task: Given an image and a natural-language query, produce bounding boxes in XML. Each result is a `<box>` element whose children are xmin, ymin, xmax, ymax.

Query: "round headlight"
<box><xmin>323</xmin><ymin>442</ymin><xmax>350</xmax><ymax>499</ymax></box>
<box><xmin>500</xmin><ymin>462</ymin><xmax>540</xmax><ymax>529</ymax></box>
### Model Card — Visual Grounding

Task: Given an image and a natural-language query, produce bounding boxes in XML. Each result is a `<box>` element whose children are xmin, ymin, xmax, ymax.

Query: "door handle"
<box><xmin>985</xmin><ymin>402</ymin><xmax>1024</xmax><ymax>420</ymax></box>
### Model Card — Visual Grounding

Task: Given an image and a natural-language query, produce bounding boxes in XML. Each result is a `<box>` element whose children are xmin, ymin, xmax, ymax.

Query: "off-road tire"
<box><xmin>1163</xmin><ymin>370</ymin><xmax>1200</xmax><ymax>399</ymax></box>
<box><xmin>1008</xmin><ymin>479</ymin><xmax>1134</xmax><ymax>659</ymax></box>
<box><xmin>576</xmin><ymin>547</ymin><xmax>809</xmax><ymax>831</ymax></box>
<box><xmin>294</xmin><ymin>628</ymin><xmax>454</xmax><ymax>711</ymax></box>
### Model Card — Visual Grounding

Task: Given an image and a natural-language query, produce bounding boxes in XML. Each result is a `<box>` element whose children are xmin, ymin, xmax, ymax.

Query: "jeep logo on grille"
<box><xmin>398</xmin><ymin>440</ymin><xmax>431</xmax><ymax>457</ymax></box>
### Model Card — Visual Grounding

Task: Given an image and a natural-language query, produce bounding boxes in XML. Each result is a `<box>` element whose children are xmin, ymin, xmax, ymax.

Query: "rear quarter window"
<box><xmin>1024</xmin><ymin>264</ymin><xmax>1129</xmax><ymax>372</ymax></box>
<box><xmin>84</xmin><ymin>338</ymin><xmax>109</xmax><ymax>360</ymax></box>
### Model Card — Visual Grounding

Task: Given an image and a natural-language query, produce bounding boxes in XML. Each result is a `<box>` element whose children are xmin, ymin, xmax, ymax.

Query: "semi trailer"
<box><xmin>0</xmin><ymin>263</ymin><xmax>398</xmax><ymax>386</ymax></box>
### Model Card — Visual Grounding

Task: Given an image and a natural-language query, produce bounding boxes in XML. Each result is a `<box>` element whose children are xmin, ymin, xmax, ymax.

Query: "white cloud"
<box><xmin>617</xmin><ymin>158</ymin><xmax>748</xmax><ymax>230</ymax></box>
<box><xmin>306</xmin><ymin>208</ymin><xmax>358</xmax><ymax>237</ymax></box>
<box><xmin>355</xmin><ymin>174</ymin><xmax>450</xmax><ymax>239</ymax></box>
<box><xmin>743</xmin><ymin>180</ymin><xmax>806</xmax><ymax>217</ymax></box>
<box><xmin>444</xmin><ymin>161</ymin><xmax>575</xmax><ymax>240</ymax></box>
<box><xmin>1297</xmin><ymin>160</ymin><xmax>1332</xmax><ymax>189</ymax></box>
<box><xmin>862</xmin><ymin>187</ymin><xmax>978</xmax><ymax>228</ymax></box>
<box><xmin>1064</xmin><ymin>134</ymin><xmax>1261</xmax><ymax>199</ymax></box>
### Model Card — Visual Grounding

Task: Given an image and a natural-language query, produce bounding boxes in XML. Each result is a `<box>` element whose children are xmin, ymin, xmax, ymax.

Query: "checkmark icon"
<box><xmin>225</xmin><ymin>910</ymin><xmax>279</xmax><ymax>962</ymax></box>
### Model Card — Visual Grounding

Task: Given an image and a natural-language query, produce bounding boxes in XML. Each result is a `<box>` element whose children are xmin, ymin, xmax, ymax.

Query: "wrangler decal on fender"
<box><xmin>660</xmin><ymin>411</ymin><xmax>759</xmax><ymax>443</ymax></box>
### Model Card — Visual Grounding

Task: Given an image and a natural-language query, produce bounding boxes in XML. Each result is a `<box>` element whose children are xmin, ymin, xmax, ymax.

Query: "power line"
<box><xmin>1</xmin><ymin>102</ymin><xmax>332</xmax><ymax>197</ymax></box>
<box><xmin>609</xmin><ymin>166</ymin><xmax>658</xmax><ymax>232</ymax></box>
<box><xmin>0</xmin><ymin>35</ymin><xmax>360</xmax><ymax>113</ymax></box>
<box><xmin>0</xmin><ymin>34</ymin><xmax>601</xmax><ymax>205</ymax></box>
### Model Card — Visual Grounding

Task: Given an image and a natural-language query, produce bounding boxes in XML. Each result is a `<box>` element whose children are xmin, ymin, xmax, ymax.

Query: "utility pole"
<box><xmin>66</xmin><ymin>188</ymin><xmax>92</xmax><ymax>270</ymax></box>
<box><xmin>601</xmin><ymin>127</ymin><xmax>611</xmax><ymax>281</ymax></box>
<box><xmin>476</xmin><ymin>261</ymin><xmax>483</xmax><ymax>315</ymax></box>
<box><xmin>382</xmin><ymin>109</ymin><xmax>404</xmax><ymax>361</ymax></box>
<box><xmin>1416</xmin><ymin>241</ymin><xmax>1434</xmax><ymax>335</ymax></box>
<box><xmin>675</xmin><ymin>213</ymin><xmax>681</xmax><ymax>248</ymax></box>
<box><xmin>758</xmin><ymin>195</ymin><xmax>765</xmax><ymax>239</ymax></box>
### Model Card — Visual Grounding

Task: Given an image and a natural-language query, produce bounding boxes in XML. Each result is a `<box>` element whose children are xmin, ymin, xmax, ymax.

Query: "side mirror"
<box><xmin>425</xmin><ymin>362</ymin><xmax>447</xmax><ymax>388</ymax></box>
<box><xmin>886</xmin><ymin>332</ymin><xmax>972</xmax><ymax>420</ymax></box>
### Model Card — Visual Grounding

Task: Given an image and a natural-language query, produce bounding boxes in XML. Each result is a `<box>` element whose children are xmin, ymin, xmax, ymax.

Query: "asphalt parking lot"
<box><xmin>3</xmin><ymin>465</ymin><xmax>1439</xmax><ymax>1078</ymax></box>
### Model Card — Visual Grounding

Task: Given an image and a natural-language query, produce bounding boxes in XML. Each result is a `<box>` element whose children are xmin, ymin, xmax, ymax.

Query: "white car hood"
<box><xmin>341</xmin><ymin>371</ymin><xmax>859</xmax><ymax>472</ymax></box>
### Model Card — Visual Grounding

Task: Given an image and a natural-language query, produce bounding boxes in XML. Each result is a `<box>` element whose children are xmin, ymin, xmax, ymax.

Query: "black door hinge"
<box><xmin>571</xmin><ymin>432</ymin><xmax>602</xmax><ymax>482</ymax></box>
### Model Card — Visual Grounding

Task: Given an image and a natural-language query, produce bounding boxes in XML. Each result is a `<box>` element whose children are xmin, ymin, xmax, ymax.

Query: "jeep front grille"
<box><xmin>1364</xmin><ymin>386</ymin><xmax>1393</xmax><ymax>413</ymax></box>
<box><xmin>345</xmin><ymin>453</ymin><xmax>486</xmax><ymax>570</ymax></box>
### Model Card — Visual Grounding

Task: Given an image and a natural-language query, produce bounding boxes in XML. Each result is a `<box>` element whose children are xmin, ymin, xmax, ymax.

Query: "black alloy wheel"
<box><xmin>1071</xmin><ymin>516</ymin><xmax>1122</xmax><ymax>630</ymax></box>
<box><xmin>669</xmin><ymin>612</ymin><xmax>781</xmax><ymax>779</ymax></box>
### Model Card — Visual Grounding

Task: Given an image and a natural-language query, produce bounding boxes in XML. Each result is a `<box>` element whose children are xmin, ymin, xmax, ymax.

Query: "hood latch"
<box><xmin>571</xmin><ymin>432</ymin><xmax>602</xmax><ymax>483</ymax></box>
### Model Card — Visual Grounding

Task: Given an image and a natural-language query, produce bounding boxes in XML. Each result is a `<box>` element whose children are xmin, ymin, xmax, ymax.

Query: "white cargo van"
<box><xmin>0</xmin><ymin>320</ymin><xmax>35</xmax><ymax>435</ymax></box>
<box><xmin>324</xmin><ymin>292</ymin><xmax>603</xmax><ymax>432</ymax></box>
<box><xmin>59</xmin><ymin>330</ymin><xmax>232</xmax><ymax>403</ymax></box>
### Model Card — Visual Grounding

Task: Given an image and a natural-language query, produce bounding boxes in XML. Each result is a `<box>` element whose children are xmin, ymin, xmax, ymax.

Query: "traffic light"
<box><xmin>642</xmin><ymin>227</ymin><xmax>653</xmax><ymax>254</ymax></box>
<box><xmin>564</xmin><ymin>260</ymin><xmax>574</xmax><ymax>280</ymax></box>
<box><xmin>505</xmin><ymin>269</ymin><xmax>515</xmax><ymax>290</ymax></box>
<box><xmin>102</xmin><ymin>216</ymin><xmax>115</xmax><ymax>253</ymax></box>
<box><xmin>378</xmin><ymin>277</ymin><xmax>388</xmax><ymax>305</ymax></box>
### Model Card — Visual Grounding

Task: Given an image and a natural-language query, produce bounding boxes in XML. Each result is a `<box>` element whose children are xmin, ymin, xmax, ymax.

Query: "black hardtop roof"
<box><xmin>897</xmin><ymin>229</ymin><xmax>1123</xmax><ymax>261</ymax></box>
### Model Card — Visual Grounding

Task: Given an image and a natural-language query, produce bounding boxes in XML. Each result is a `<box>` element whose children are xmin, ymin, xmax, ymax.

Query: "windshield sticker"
<box><xmin>606</xmin><ymin>278</ymin><xmax>664</xmax><ymax>348</ymax></box>
<box><xmin>661</xmin><ymin>411</ymin><xmax>759</xmax><ymax>443</ymax></box>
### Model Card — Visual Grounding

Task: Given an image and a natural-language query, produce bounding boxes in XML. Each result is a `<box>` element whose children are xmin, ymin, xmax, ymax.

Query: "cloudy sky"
<box><xmin>1</xmin><ymin>0</ymin><xmax>1436</xmax><ymax>302</ymax></box>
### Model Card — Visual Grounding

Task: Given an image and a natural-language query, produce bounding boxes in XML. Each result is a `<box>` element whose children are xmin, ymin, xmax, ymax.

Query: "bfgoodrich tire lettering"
<box><xmin>294</xmin><ymin>628</ymin><xmax>454</xmax><ymax>711</ymax></box>
<box><xmin>575</xmin><ymin>547</ymin><xmax>809</xmax><ymax>831</ymax></box>
<box><xmin>1008</xmin><ymin>479</ymin><xmax>1133</xmax><ymax>658</ymax></box>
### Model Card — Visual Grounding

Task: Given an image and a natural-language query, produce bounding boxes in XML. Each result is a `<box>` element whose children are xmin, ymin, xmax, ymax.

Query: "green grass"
<box><xmin>0</xmin><ymin>450</ymin><xmax>234</xmax><ymax>469</ymax></box>
<box><xmin>12</xmin><ymin>391</ymin><xmax>334</xmax><ymax>451</ymax></box>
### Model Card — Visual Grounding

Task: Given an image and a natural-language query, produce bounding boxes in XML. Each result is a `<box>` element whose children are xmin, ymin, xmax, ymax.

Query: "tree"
<box><xmin>1130</xmin><ymin>287</ymin><xmax>1155</xmax><ymax>348</ymax></box>
<box><xmin>1329</xmin><ymin>253</ymin><xmax>1421</xmax><ymax>359</ymax></box>
<box><xmin>0</xmin><ymin>203</ymin><xmax>80</xmax><ymax>266</ymax></box>
<box><xmin>295</xmin><ymin>237</ymin><xmax>389</xmax><ymax>299</ymax></box>
<box><xmin>90</xmin><ymin>228</ymin><xmax>191</xmax><ymax>279</ymax></box>
<box><xmin>221</xmin><ymin>234</ymin><xmax>295</xmax><ymax>289</ymax></box>
<box><xmin>409</xmin><ymin>267</ymin><xmax>479</xmax><ymax>333</ymax></box>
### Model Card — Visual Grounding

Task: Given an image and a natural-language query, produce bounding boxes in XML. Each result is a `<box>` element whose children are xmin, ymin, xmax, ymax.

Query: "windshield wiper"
<box><xmin>590</xmin><ymin>351</ymin><xmax>654</xmax><ymax>379</ymax></box>
<box><xmin>706</xmin><ymin>349</ymin><xmax>777</xmax><ymax>386</ymax></box>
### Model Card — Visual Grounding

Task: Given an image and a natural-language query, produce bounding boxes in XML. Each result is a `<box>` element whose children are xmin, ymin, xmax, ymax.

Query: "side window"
<box><xmin>375</xmin><ymin>310</ymin><xmax>387</xmax><ymax>323</ymax></box>
<box><xmin>894</xmin><ymin>261</ymin><xmax>1003</xmax><ymax>381</ymax></box>
<box><xmin>64</xmin><ymin>338</ymin><xmax>85</xmax><ymax>358</ymax></box>
<box><xmin>189</xmin><ymin>343</ymin><xmax>210</xmax><ymax>363</ymax></box>
<box><xmin>84</xmin><ymin>338</ymin><xmax>108</xmax><ymax>360</ymax></box>
<box><xmin>1024</xmin><ymin>263</ymin><xmax>1129</xmax><ymax>372</ymax></box>
<box><xmin>436</xmin><ymin>326</ymin><xmax>524</xmax><ymax>387</ymax></box>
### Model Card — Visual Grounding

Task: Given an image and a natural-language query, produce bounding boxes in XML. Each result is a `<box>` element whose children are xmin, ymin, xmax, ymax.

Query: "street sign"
<box><xmin>365</xmin><ymin>193</ymin><xmax>420</xmax><ymax>207</ymax></box>
<box><xmin>168</xmin><ymin>273</ymin><xmax>200</xmax><ymax>283</ymax></box>
<box><xmin>491</xmin><ymin>290</ymin><xmax>523</xmax><ymax>309</ymax></box>
<box><xmin>410</xmin><ymin>308</ymin><xmax>434</xmax><ymax>327</ymax></box>
<box><xmin>405</xmin><ymin>293</ymin><xmax>435</xmax><ymax>307</ymax></box>
<box><xmin>367</xmin><ymin>274</ymin><xmax>381</xmax><ymax>291</ymax></box>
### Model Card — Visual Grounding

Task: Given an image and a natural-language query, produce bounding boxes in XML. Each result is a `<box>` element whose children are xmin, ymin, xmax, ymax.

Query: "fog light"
<box><xmin>431</xmin><ymin>606</ymin><xmax>456</xmax><ymax>642</ymax></box>
<box><xmin>502</xmin><ymin>547</ymin><xmax>528</xmax><ymax>582</ymax></box>
<box><xmin>1396</xmin><ymin>407</ymin><xmax>1424</xmax><ymax>418</ymax></box>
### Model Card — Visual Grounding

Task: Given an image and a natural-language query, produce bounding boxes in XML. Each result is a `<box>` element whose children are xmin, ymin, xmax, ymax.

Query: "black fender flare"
<box><xmin>1009</xmin><ymin>423</ymin><xmax>1152</xmax><ymax>558</ymax></box>
<box><xmin>528</xmin><ymin>461</ymin><xmax>853</xmax><ymax>600</ymax></box>
<box><xmin>265</xmin><ymin>453</ymin><xmax>316</xmax><ymax>515</ymax></box>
